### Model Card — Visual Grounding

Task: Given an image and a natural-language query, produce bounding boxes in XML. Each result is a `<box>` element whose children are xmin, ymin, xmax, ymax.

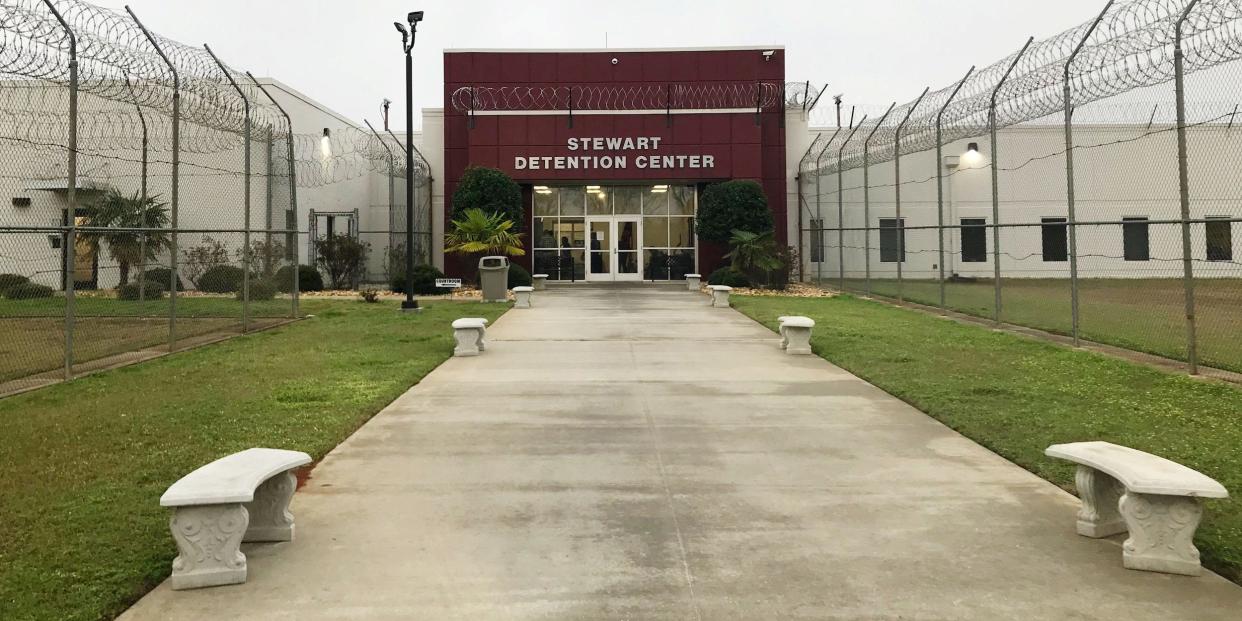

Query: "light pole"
<box><xmin>395</xmin><ymin>11</ymin><xmax>424</xmax><ymax>311</ymax></box>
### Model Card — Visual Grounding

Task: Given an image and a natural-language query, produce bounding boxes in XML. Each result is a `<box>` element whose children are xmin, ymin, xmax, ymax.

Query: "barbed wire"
<box><xmin>805</xmin><ymin>0</ymin><xmax>1242</xmax><ymax>175</ymax></box>
<box><xmin>0</xmin><ymin>0</ymin><xmax>427</xmax><ymax>188</ymax></box>
<box><xmin>448</xmin><ymin>81</ymin><xmax>805</xmax><ymax>113</ymax></box>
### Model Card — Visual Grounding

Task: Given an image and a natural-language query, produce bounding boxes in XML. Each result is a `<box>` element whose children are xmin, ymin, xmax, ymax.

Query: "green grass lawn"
<box><xmin>733</xmin><ymin>294</ymin><xmax>1242</xmax><ymax>584</ymax></box>
<box><xmin>0</xmin><ymin>298</ymin><xmax>507</xmax><ymax>621</ymax></box>
<box><xmin>834</xmin><ymin>277</ymin><xmax>1242</xmax><ymax>373</ymax></box>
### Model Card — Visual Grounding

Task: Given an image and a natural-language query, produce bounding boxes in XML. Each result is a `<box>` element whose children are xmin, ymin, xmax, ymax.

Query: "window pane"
<box><xmin>533</xmin><ymin>190</ymin><xmax>557</xmax><ymax>217</ymax></box>
<box><xmin>557</xmin><ymin>218</ymin><xmax>586</xmax><ymax>249</ymax></box>
<box><xmin>670</xmin><ymin>186</ymin><xmax>695</xmax><ymax>215</ymax></box>
<box><xmin>613</xmin><ymin>186</ymin><xmax>641</xmax><ymax>214</ymax></box>
<box><xmin>961</xmin><ymin>218</ymin><xmax>987</xmax><ymax>263</ymax></box>
<box><xmin>559</xmin><ymin>187</ymin><xmax>585</xmax><ymax>216</ymax></box>
<box><xmin>879</xmin><ymin>218</ymin><xmax>905</xmax><ymax>263</ymax></box>
<box><xmin>644</xmin><ymin>217</ymin><xmax>669</xmax><ymax>247</ymax></box>
<box><xmin>533</xmin><ymin>218</ymin><xmax>558</xmax><ymax>249</ymax></box>
<box><xmin>587</xmin><ymin>188</ymin><xmax>609</xmax><ymax>215</ymax></box>
<box><xmin>1206</xmin><ymin>218</ymin><xmax>1233</xmax><ymax>261</ymax></box>
<box><xmin>669</xmin><ymin>217</ymin><xmax>694</xmax><ymax>248</ymax></box>
<box><xmin>668</xmin><ymin>249</ymin><xmax>695</xmax><ymax>279</ymax></box>
<box><xmin>810</xmin><ymin>219</ymin><xmax>823</xmax><ymax>263</ymax></box>
<box><xmin>1041</xmin><ymin>217</ymin><xmax>1068</xmax><ymax>262</ymax></box>
<box><xmin>533</xmin><ymin>250</ymin><xmax>560</xmax><ymax>277</ymax></box>
<box><xmin>644</xmin><ymin>249</ymin><xmax>671</xmax><ymax>280</ymax></box>
<box><xmin>644</xmin><ymin>187</ymin><xmax>670</xmax><ymax>215</ymax></box>
<box><xmin>1123</xmin><ymin>217</ymin><xmax>1150</xmax><ymax>261</ymax></box>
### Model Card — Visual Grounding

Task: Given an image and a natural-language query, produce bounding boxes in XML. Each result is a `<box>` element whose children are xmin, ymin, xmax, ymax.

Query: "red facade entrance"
<box><xmin>443</xmin><ymin>47</ymin><xmax>787</xmax><ymax>278</ymax></box>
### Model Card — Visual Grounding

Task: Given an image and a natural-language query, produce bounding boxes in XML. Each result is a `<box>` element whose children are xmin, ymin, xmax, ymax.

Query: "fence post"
<box><xmin>814</xmin><ymin>126</ymin><xmax>844</xmax><ymax>288</ymax></box>
<box><xmin>247</xmin><ymin>73</ymin><xmax>299</xmax><ymax>318</ymax></box>
<box><xmin>365</xmin><ymin>120</ymin><xmax>397</xmax><ymax>283</ymax></box>
<box><xmin>205</xmin><ymin>44</ymin><xmax>252</xmax><ymax>334</ymax></box>
<box><xmin>1064</xmin><ymin>1</ymin><xmax>1114</xmax><ymax>347</ymax></box>
<box><xmin>127</xmin><ymin>7</ymin><xmax>180</xmax><ymax>352</ymax></box>
<box><xmin>937</xmin><ymin>67</ymin><xmax>974</xmax><ymax>312</ymax></box>
<box><xmin>837</xmin><ymin>116</ymin><xmax>867</xmax><ymax>292</ymax></box>
<box><xmin>42</xmin><ymin>0</ymin><xmax>76</xmax><ymax>380</ymax></box>
<box><xmin>863</xmin><ymin>104</ymin><xmax>896</xmax><ymax>298</ymax></box>
<box><xmin>124</xmin><ymin>77</ymin><xmax>149</xmax><ymax>303</ymax></box>
<box><xmin>1174</xmin><ymin>0</ymin><xmax>1201</xmax><ymax>374</ymax></box>
<box><xmin>265</xmin><ymin>126</ymin><xmax>274</xmax><ymax>275</ymax></box>
<box><xmin>894</xmin><ymin>88</ymin><xmax>929</xmax><ymax>304</ymax></box>
<box><xmin>989</xmin><ymin>37</ymin><xmax>1034</xmax><ymax>324</ymax></box>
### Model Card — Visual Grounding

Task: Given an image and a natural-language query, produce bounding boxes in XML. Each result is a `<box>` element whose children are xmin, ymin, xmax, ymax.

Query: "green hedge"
<box><xmin>696</xmin><ymin>180</ymin><xmax>773</xmax><ymax>243</ymax></box>
<box><xmin>4</xmin><ymin>282</ymin><xmax>54</xmax><ymax>300</ymax></box>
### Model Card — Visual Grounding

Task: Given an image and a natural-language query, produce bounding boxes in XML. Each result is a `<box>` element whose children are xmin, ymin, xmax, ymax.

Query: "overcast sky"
<box><xmin>93</xmin><ymin>0</ymin><xmax>1108</xmax><ymax>129</ymax></box>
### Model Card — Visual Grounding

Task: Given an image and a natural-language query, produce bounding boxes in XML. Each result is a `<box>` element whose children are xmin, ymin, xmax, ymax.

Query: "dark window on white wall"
<box><xmin>1206</xmin><ymin>217</ymin><xmax>1233</xmax><ymax>261</ymax></box>
<box><xmin>1123</xmin><ymin>217</ymin><xmax>1150</xmax><ymax>261</ymax></box>
<box><xmin>810</xmin><ymin>219</ymin><xmax>824</xmax><ymax>263</ymax></box>
<box><xmin>879</xmin><ymin>218</ymin><xmax>905</xmax><ymax>263</ymax></box>
<box><xmin>1041</xmin><ymin>217</ymin><xmax>1068</xmax><ymax>262</ymax></box>
<box><xmin>961</xmin><ymin>218</ymin><xmax>987</xmax><ymax>263</ymax></box>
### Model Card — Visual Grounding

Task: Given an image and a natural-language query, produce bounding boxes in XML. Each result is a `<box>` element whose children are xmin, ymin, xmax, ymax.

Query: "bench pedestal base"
<box><xmin>1075</xmin><ymin>466</ymin><xmax>1127</xmax><ymax>538</ymax></box>
<box><xmin>243</xmin><ymin>471</ymin><xmax>297</xmax><ymax>542</ymax></box>
<box><xmin>169</xmin><ymin>504</ymin><xmax>249</xmax><ymax>590</ymax></box>
<box><xmin>453</xmin><ymin>327</ymin><xmax>483</xmax><ymax>357</ymax></box>
<box><xmin>1120</xmin><ymin>492</ymin><xmax>1204</xmax><ymax>576</ymax></box>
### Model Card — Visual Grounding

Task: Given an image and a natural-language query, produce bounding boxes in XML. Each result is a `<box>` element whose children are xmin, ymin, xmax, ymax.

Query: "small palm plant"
<box><xmin>725</xmin><ymin>229</ymin><xmax>782</xmax><ymax>273</ymax></box>
<box><xmin>81</xmin><ymin>189</ymin><xmax>171</xmax><ymax>286</ymax></box>
<box><xmin>444</xmin><ymin>208</ymin><xmax>525</xmax><ymax>257</ymax></box>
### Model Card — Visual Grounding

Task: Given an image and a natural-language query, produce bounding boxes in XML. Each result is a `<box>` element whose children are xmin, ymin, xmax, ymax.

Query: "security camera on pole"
<box><xmin>395</xmin><ymin>11</ymin><xmax>424</xmax><ymax>312</ymax></box>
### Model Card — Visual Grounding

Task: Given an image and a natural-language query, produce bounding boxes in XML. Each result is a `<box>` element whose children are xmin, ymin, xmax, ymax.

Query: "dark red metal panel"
<box><xmin>442</xmin><ymin>48</ymin><xmax>788</xmax><ymax>278</ymax></box>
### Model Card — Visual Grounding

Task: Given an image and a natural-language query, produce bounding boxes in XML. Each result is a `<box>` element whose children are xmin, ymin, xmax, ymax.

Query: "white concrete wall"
<box><xmin>799</xmin><ymin>123</ymin><xmax>1242</xmax><ymax>280</ymax></box>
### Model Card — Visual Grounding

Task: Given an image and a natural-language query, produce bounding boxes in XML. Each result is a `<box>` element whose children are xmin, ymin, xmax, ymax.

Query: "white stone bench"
<box><xmin>778</xmin><ymin>316</ymin><xmax>815</xmax><ymax>355</ymax></box>
<box><xmin>685</xmin><ymin>273</ymin><xmax>702</xmax><ymax>291</ymax></box>
<box><xmin>513</xmin><ymin>286</ymin><xmax>534</xmax><ymax>309</ymax></box>
<box><xmin>708</xmin><ymin>285</ymin><xmax>732</xmax><ymax>308</ymax></box>
<box><xmin>160</xmin><ymin>448</ymin><xmax>312</xmax><ymax>590</ymax></box>
<box><xmin>532</xmin><ymin>274</ymin><xmax>548</xmax><ymax>291</ymax></box>
<box><xmin>1045</xmin><ymin>441</ymin><xmax>1228</xmax><ymax>576</ymax></box>
<box><xmin>452</xmin><ymin>317</ymin><xmax>489</xmax><ymax>357</ymax></box>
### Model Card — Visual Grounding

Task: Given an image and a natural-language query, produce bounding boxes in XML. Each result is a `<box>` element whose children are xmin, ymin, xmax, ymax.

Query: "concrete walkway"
<box><xmin>122</xmin><ymin>285</ymin><xmax>1242</xmax><ymax>620</ymax></box>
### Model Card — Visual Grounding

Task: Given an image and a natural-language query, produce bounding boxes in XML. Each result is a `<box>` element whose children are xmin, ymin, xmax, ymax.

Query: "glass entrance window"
<box><xmin>588</xmin><ymin>221</ymin><xmax>610</xmax><ymax>275</ymax></box>
<box><xmin>531</xmin><ymin>184</ymin><xmax>697</xmax><ymax>281</ymax></box>
<box><xmin>532</xmin><ymin>187</ymin><xmax>586</xmax><ymax>281</ymax></box>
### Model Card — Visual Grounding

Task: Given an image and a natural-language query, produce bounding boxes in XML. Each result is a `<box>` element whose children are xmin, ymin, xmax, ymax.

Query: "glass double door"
<box><xmin>586</xmin><ymin>217</ymin><xmax>641</xmax><ymax>282</ymax></box>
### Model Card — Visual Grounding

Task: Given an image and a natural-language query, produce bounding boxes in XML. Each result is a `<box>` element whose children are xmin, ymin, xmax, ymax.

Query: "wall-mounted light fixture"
<box><xmin>320</xmin><ymin>128</ymin><xmax>332</xmax><ymax>159</ymax></box>
<box><xmin>967</xmin><ymin>142</ymin><xmax>979</xmax><ymax>153</ymax></box>
<box><xmin>762</xmin><ymin>50</ymin><xmax>775</xmax><ymax>61</ymax></box>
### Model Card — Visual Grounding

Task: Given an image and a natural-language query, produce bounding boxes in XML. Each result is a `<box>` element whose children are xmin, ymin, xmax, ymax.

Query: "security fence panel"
<box><xmin>794</xmin><ymin>0</ymin><xmax>1242</xmax><ymax>377</ymax></box>
<box><xmin>0</xmin><ymin>0</ymin><xmax>426</xmax><ymax>392</ymax></box>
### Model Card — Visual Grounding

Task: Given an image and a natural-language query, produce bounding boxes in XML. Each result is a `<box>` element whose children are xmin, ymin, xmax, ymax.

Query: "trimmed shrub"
<box><xmin>507</xmin><ymin>263</ymin><xmax>533</xmax><ymax>289</ymax></box>
<box><xmin>117</xmin><ymin>280</ymin><xmax>165</xmax><ymax>301</ymax></box>
<box><xmin>696</xmin><ymin>180</ymin><xmax>773</xmax><ymax>243</ymax></box>
<box><xmin>4</xmin><ymin>282</ymin><xmax>54</xmax><ymax>300</ymax></box>
<box><xmin>142</xmin><ymin>267</ymin><xmax>185</xmax><ymax>291</ymax></box>
<box><xmin>274</xmin><ymin>265</ymin><xmax>324</xmax><ymax>293</ymax></box>
<box><xmin>197</xmin><ymin>265</ymin><xmax>246</xmax><ymax>293</ymax></box>
<box><xmin>391</xmin><ymin>264</ymin><xmax>446</xmax><ymax>295</ymax></box>
<box><xmin>359</xmin><ymin>288</ymin><xmax>381</xmax><ymax>303</ymax></box>
<box><xmin>450</xmin><ymin>166</ymin><xmax>523</xmax><ymax>227</ymax></box>
<box><xmin>0</xmin><ymin>273</ymin><xmax>30</xmax><ymax>293</ymax></box>
<box><xmin>707</xmin><ymin>267</ymin><xmax>751</xmax><ymax>288</ymax></box>
<box><xmin>238</xmin><ymin>280</ymin><xmax>277</xmax><ymax>301</ymax></box>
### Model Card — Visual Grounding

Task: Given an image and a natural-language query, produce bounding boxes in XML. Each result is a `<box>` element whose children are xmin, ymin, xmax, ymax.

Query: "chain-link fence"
<box><xmin>0</xmin><ymin>0</ymin><xmax>429</xmax><ymax>391</ymax></box>
<box><xmin>800</xmin><ymin>0</ymin><xmax>1242</xmax><ymax>376</ymax></box>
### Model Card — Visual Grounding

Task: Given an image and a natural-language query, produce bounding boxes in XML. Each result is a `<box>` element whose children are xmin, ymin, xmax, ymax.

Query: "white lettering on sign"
<box><xmin>516</xmin><ymin>136</ymin><xmax>711</xmax><ymax>172</ymax></box>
